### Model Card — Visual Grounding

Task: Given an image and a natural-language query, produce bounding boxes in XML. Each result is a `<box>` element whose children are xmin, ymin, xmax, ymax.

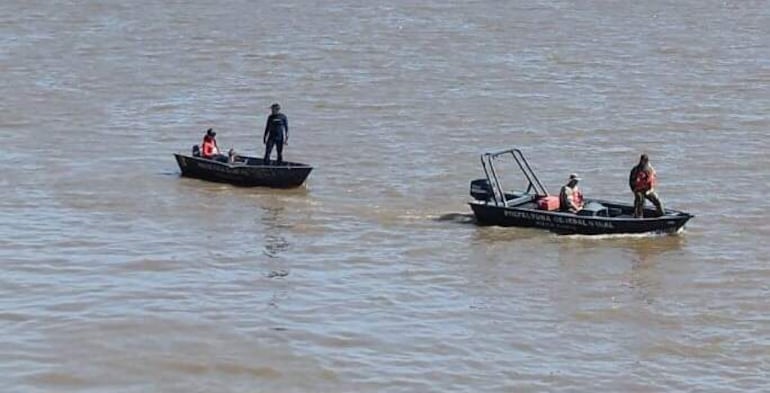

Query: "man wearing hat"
<box><xmin>559</xmin><ymin>173</ymin><xmax>584</xmax><ymax>213</ymax></box>
<box><xmin>263</xmin><ymin>103</ymin><xmax>289</xmax><ymax>164</ymax></box>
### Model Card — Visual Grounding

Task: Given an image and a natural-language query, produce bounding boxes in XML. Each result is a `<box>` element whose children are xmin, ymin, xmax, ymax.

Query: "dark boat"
<box><xmin>174</xmin><ymin>152</ymin><xmax>312</xmax><ymax>188</ymax></box>
<box><xmin>468</xmin><ymin>148</ymin><xmax>693</xmax><ymax>235</ymax></box>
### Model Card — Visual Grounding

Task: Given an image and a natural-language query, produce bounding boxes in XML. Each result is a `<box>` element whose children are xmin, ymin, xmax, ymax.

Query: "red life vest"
<box><xmin>202</xmin><ymin>137</ymin><xmax>218</xmax><ymax>158</ymax></box>
<box><xmin>634</xmin><ymin>168</ymin><xmax>655</xmax><ymax>192</ymax></box>
<box><xmin>574</xmin><ymin>188</ymin><xmax>584</xmax><ymax>207</ymax></box>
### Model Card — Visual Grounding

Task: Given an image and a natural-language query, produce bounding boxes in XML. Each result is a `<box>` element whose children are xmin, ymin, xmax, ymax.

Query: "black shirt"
<box><xmin>264</xmin><ymin>113</ymin><xmax>288</xmax><ymax>141</ymax></box>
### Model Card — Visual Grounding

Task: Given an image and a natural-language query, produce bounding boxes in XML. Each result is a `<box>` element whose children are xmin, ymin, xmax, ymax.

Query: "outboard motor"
<box><xmin>470</xmin><ymin>178</ymin><xmax>493</xmax><ymax>201</ymax></box>
<box><xmin>192</xmin><ymin>144</ymin><xmax>201</xmax><ymax>157</ymax></box>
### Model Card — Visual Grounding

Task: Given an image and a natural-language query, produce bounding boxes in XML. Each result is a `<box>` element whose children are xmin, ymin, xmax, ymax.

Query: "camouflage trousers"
<box><xmin>633</xmin><ymin>190</ymin><xmax>664</xmax><ymax>218</ymax></box>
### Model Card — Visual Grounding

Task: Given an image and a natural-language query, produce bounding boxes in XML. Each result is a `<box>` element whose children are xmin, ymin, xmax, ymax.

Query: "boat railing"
<box><xmin>480</xmin><ymin>148</ymin><xmax>549</xmax><ymax>207</ymax></box>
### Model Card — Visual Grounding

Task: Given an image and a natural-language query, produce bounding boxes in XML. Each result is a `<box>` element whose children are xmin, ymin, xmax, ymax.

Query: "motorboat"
<box><xmin>468</xmin><ymin>148</ymin><xmax>693</xmax><ymax>235</ymax></box>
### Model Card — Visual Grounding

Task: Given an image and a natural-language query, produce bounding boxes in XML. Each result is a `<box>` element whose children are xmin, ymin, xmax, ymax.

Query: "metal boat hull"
<box><xmin>470</xmin><ymin>201</ymin><xmax>692</xmax><ymax>235</ymax></box>
<box><xmin>174</xmin><ymin>154</ymin><xmax>312</xmax><ymax>188</ymax></box>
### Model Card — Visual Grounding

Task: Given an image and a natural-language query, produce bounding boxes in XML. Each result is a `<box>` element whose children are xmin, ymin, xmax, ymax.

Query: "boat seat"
<box><xmin>577</xmin><ymin>201</ymin><xmax>609</xmax><ymax>217</ymax></box>
<box><xmin>505</xmin><ymin>194</ymin><xmax>536</xmax><ymax>207</ymax></box>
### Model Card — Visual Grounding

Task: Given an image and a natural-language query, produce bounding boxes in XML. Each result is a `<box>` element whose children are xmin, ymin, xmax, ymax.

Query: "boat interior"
<box><xmin>483</xmin><ymin>191</ymin><xmax>675</xmax><ymax>219</ymax></box>
<box><xmin>237</xmin><ymin>157</ymin><xmax>309</xmax><ymax>167</ymax></box>
<box><xmin>185</xmin><ymin>148</ymin><xmax>309</xmax><ymax>168</ymax></box>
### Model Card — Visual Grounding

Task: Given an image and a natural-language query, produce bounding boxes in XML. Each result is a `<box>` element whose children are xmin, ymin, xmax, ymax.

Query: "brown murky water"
<box><xmin>2</xmin><ymin>1</ymin><xmax>769</xmax><ymax>391</ymax></box>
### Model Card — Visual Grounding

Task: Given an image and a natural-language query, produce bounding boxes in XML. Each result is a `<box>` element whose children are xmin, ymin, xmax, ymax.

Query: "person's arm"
<box><xmin>263</xmin><ymin>115</ymin><xmax>271</xmax><ymax>144</ymax></box>
<box><xmin>283</xmin><ymin>114</ymin><xmax>289</xmax><ymax>142</ymax></box>
<box><xmin>559</xmin><ymin>187</ymin><xmax>569</xmax><ymax>210</ymax></box>
<box><xmin>649</xmin><ymin>165</ymin><xmax>657</xmax><ymax>188</ymax></box>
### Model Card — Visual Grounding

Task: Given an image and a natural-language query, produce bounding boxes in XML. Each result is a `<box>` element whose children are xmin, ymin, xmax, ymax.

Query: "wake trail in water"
<box><xmin>433</xmin><ymin>212</ymin><xmax>476</xmax><ymax>224</ymax></box>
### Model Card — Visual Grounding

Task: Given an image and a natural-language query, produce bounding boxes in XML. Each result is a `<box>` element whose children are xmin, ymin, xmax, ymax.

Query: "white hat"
<box><xmin>568</xmin><ymin>173</ymin><xmax>581</xmax><ymax>181</ymax></box>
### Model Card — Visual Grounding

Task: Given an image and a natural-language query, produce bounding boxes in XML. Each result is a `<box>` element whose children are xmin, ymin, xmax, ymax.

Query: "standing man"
<box><xmin>629</xmin><ymin>154</ymin><xmax>664</xmax><ymax>218</ymax></box>
<box><xmin>263</xmin><ymin>103</ymin><xmax>288</xmax><ymax>164</ymax></box>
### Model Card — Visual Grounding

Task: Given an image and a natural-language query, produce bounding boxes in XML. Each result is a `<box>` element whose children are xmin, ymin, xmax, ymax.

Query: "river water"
<box><xmin>2</xmin><ymin>1</ymin><xmax>769</xmax><ymax>392</ymax></box>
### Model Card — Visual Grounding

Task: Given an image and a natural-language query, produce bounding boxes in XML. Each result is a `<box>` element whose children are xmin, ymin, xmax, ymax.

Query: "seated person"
<box><xmin>227</xmin><ymin>148</ymin><xmax>240</xmax><ymax>164</ymax></box>
<box><xmin>559</xmin><ymin>173</ymin><xmax>584</xmax><ymax>213</ymax></box>
<box><xmin>201</xmin><ymin>128</ymin><xmax>228</xmax><ymax>162</ymax></box>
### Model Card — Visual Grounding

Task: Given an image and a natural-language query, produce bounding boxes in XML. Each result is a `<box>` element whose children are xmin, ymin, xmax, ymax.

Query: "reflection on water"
<box><xmin>563</xmin><ymin>234</ymin><xmax>686</xmax><ymax>308</ymax></box>
<box><xmin>259</xmin><ymin>203</ymin><xmax>292</xmax><ymax>307</ymax></box>
<box><xmin>625</xmin><ymin>235</ymin><xmax>686</xmax><ymax>306</ymax></box>
<box><xmin>255</xmin><ymin>205</ymin><xmax>293</xmax><ymax>312</ymax></box>
<box><xmin>263</xmin><ymin>234</ymin><xmax>290</xmax><ymax>258</ymax></box>
<box><xmin>624</xmin><ymin>235</ymin><xmax>686</xmax><ymax>265</ymax></box>
<box><xmin>261</xmin><ymin>205</ymin><xmax>291</xmax><ymax>258</ymax></box>
<box><xmin>550</xmin><ymin>234</ymin><xmax>688</xmax><ymax>314</ymax></box>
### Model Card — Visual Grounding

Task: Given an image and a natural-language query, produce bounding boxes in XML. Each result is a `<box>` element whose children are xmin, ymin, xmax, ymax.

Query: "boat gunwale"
<box><xmin>469</xmin><ymin>199</ymin><xmax>693</xmax><ymax>222</ymax></box>
<box><xmin>173</xmin><ymin>153</ymin><xmax>314</xmax><ymax>170</ymax></box>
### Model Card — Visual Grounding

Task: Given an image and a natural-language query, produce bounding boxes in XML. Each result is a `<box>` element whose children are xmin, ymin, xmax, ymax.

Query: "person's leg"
<box><xmin>275</xmin><ymin>139</ymin><xmax>284</xmax><ymax>163</ymax></box>
<box><xmin>646</xmin><ymin>191</ymin><xmax>664</xmax><ymax>216</ymax></box>
<box><xmin>633</xmin><ymin>192</ymin><xmax>644</xmax><ymax>218</ymax></box>
<box><xmin>264</xmin><ymin>139</ymin><xmax>275</xmax><ymax>164</ymax></box>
